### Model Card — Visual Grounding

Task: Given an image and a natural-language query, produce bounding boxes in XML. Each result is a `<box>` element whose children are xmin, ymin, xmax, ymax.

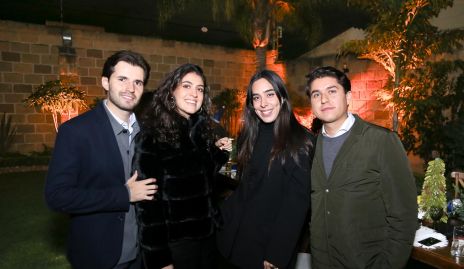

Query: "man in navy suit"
<box><xmin>45</xmin><ymin>50</ymin><xmax>157</xmax><ymax>269</ymax></box>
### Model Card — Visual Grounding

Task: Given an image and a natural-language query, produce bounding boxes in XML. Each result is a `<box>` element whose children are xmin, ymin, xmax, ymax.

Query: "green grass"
<box><xmin>0</xmin><ymin>171</ymin><xmax>70</xmax><ymax>269</ymax></box>
<box><xmin>0</xmin><ymin>171</ymin><xmax>236</xmax><ymax>269</ymax></box>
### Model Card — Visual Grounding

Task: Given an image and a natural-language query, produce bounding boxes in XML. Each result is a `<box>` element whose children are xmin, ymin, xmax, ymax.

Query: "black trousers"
<box><xmin>168</xmin><ymin>236</ymin><xmax>217</xmax><ymax>269</ymax></box>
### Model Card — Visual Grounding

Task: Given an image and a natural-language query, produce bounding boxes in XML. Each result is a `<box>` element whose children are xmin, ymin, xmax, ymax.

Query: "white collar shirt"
<box><xmin>321</xmin><ymin>112</ymin><xmax>355</xmax><ymax>138</ymax></box>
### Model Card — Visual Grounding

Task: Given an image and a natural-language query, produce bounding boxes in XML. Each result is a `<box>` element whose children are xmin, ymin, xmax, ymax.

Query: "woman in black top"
<box><xmin>217</xmin><ymin>70</ymin><xmax>314</xmax><ymax>269</ymax></box>
<box><xmin>132</xmin><ymin>64</ymin><xmax>232</xmax><ymax>269</ymax></box>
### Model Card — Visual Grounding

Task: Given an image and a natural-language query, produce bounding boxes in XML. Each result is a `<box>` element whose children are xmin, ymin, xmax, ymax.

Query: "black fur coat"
<box><xmin>132</xmin><ymin>114</ymin><xmax>229</xmax><ymax>268</ymax></box>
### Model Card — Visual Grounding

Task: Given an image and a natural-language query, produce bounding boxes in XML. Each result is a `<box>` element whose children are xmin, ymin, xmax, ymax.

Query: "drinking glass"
<box><xmin>451</xmin><ymin>225</ymin><xmax>464</xmax><ymax>257</ymax></box>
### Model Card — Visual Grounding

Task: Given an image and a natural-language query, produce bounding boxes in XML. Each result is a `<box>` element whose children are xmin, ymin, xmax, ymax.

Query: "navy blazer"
<box><xmin>45</xmin><ymin>102</ymin><xmax>130</xmax><ymax>269</ymax></box>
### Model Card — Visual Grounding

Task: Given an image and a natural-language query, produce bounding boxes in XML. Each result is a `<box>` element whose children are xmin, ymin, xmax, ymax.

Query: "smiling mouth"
<box><xmin>121</xmin><ymin>93</ymin><xmax>135</xmax><ymax>101</ymax></box>
<box><xmin>259</xmin><ymin>109</ymin><xmax>273</xmax><ymax>116</ymax></box>
<box><xmin>185</xmin><ymin>100</ymin><xmax>197</xmax><ymax>105</ymax></box>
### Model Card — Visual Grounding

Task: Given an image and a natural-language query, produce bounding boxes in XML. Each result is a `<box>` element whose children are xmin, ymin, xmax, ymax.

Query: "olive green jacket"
<box><xmin>310</xmin><ymin>115</ymin><xmax>418</xmax><ymax>269</ymax></box>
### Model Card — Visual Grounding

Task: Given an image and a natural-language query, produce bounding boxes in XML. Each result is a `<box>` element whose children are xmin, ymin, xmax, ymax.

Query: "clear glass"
<box><xmin>451</xmin><ymin>225</ymin><xmax>464</xmax><ymax>257</ymax></box>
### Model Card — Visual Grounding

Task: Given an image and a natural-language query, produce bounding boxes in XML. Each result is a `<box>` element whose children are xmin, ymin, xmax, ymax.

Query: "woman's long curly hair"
<box><xmin>139</xmin><ymin>64</ymin><xmax>215</xmax><ymax>148</ymax></box>
<box><xmin>237</xmin><ymin>70</ymin><xmax>314</xmax><ymax>172</ymax></box>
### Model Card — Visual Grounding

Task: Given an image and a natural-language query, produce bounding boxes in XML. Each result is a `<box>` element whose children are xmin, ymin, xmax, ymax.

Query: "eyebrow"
<box><xmin>253</xmin><ymin>89</ymin><xmax>274</xmax><ymax>95</ymax></box>
<box><xmin>116</xmin><ymin>75</ymin><xmax>144</xmax><ymax>83</ymax></box>
<box><xmin>311</xmin><ymin>85</ymin><xmax>338</xmax><ymax>93</ymax></box>
<box><xmin>181</xmin><ymin>80</ymin><xmax>204</xmax><ymax>87</ymax></box>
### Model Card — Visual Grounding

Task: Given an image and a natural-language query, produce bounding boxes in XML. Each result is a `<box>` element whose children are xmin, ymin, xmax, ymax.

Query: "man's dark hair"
<box><xmin>305</xmin><ymin>66</ymin><xmax>351</xmax><ymax>96</ymax></box>
<box><xmin>102</xmin><ymin>50</ymin><xmax>151</xmax><ymax>86</ymax></box>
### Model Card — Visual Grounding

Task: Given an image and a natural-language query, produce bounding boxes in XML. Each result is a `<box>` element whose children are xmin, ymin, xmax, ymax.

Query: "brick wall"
<box><xmin>1</xmin><ymin>20</ymin><xmax>282</xmax><ymax>153</ymax></box>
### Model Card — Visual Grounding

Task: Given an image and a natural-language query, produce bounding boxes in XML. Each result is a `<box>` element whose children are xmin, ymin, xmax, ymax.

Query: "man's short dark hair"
<box><xmin>102</xmin><ymin>50</ymin><xmax>151</xmax><ymax>86</ymax></box>
<box><xmin>305</xmin><ymin>66</ymin><xmax>351</xmax><ymax>97</ymax></box>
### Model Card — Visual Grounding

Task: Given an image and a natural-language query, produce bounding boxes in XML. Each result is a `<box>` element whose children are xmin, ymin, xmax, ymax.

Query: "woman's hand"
<box><xmin>215</xmin><ymin>137</ymin><xmax>233</xmax><ymax>152</ymax></box>
<box><xmin>264</xmin><ymin>260</ymin><xmax>278</xmax><ymax>269</ymax></box>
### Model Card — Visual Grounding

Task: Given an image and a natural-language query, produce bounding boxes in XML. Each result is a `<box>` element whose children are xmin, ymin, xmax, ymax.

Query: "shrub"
<box><xmin>0</xmin><ymin>145</ymin><xmax>52</xmax><ymax>167</ymax></box>
<box><xmin>0</xmin><ymin>113</ymin><xmax>17</xmax><ymax>156</ymax></box>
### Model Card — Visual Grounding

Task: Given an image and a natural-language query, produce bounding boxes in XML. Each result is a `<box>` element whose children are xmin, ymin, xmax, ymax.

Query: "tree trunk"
<box><xmin>252</xmin><ymin>0</ymin><xmax>270</xmax><ymax>72</ymax></box>
<box><xmin>392</xmin><ymin>66</ymin><xmax>400</xmax><ymax>132</ymax></box>
<box><xmin>392</xmin><ymin>109</ymin><xmax>398</xmax><ymax>132</ymax></box>
<box><xmin>255</xmin><ymin>46</ymin><xmax>267</xmax><ymax>71</ymax></box>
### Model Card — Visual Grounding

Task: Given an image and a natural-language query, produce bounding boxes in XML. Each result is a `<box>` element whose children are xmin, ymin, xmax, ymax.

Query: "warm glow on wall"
<box><xmin>228</xmin><ymin>93</ymin><xmax>247</xmax><ymax>137</ymax></box>
<box><xmin>293</xmin><ymin>107</ymin><xmax>314</xmax><ymax>130</ymax></box>
<box><xmin>345</xmin><ymin>66</ymin><xmax>391</xmax><ymax>128</ymax></box>
<box><xmin>267</xmin><ymin>49</ymin><xmax>286</xmax><ymax>81</ymax></box>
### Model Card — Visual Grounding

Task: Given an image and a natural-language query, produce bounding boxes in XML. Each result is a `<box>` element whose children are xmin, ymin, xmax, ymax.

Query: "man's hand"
<box><xmin>126</xmin><ymin>171</ymin><xmax>157</xmax><ymax>202</ymax></box>
<box><xmin>161</xmin><ymin>265</ymin><xmax>174</xmax><ymax>269</ymax></box>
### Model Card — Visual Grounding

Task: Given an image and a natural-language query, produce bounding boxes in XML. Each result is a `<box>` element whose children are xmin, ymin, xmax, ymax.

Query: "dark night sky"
<box><xmin>0</xmin><ymin>0</ymin><xmax>370</xmax><ymax>59</ymax></box>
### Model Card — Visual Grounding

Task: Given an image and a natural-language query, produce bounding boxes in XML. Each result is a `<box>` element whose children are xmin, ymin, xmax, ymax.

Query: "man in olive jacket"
<box><xmin>306</xmin><ymin>66</ymin><xmax>417</xmax><ymax>269</ymax></box>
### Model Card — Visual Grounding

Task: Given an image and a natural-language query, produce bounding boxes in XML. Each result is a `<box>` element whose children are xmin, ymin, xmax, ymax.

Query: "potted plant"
<box><xmin>419</xmin><ymin>157</ymin><xmax>448</xmax><ymax>226</ymax></box>
<box><xmin>24</xmin><ymin>79</ymin><xmax>87</xmax><ymax>132</ymax></box>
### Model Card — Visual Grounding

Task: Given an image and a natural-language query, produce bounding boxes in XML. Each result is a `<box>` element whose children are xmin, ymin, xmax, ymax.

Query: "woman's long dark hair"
<box><xmin>237</xmin><ymin>70</ymin><xmax>313</xmax><ymax>172</ymax></box>
<box><xmin>139</xmin><ymin>63</ymin><xmax>214</xmax><ymax>148</ymax></box>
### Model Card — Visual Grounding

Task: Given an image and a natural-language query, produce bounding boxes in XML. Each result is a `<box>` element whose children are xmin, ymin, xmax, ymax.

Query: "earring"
<box><xmin>169</xmin><ymin>95</ymin><xmax>176</xmax><ymax>109</ymax></box>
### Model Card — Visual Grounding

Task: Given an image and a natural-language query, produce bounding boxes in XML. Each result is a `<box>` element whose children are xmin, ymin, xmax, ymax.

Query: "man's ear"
<box><xmin>101</xmin><ymin>77</ymin><xmax>109</xmax><ymax>92</ymax></box>
<box><xmin>346</xmin><ymin>90</ymin><xmax>352</xmax><ymax>105</ymax></box>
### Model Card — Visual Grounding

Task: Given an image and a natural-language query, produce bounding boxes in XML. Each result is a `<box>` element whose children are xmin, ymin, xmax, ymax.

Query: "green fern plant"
<box><xmin>0</xmin><ymin>113</ymin><xmax>17</xmax><ymax>156</ymax></box>
<box><xmin>419</xmin><ymin>158</ymin><xmax>448</xmax><ymax>223</ymax></box>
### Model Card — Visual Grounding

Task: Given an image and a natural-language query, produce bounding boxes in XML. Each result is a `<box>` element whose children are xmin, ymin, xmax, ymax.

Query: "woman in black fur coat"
<box><xmin>217</xmin><ymin>70</ymin><xmax>315</xmax><ymax>269</ymax></box>
<box><xmin>132</xmin><ymin>64</ymin><xmax>232</xmax><ymax>269</ymax></box>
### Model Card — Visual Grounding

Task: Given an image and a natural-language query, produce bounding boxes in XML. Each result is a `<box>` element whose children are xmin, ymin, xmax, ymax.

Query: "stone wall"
<box><xmin>0</xmin><ymin>20</ymin><xmax>283</xmax><ymax>153</ymax></box>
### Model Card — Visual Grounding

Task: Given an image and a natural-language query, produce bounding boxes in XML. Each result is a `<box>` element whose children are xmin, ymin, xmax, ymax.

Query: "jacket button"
<box><xmin>118</xmin><ymin>215</ymin><xmax>124</xmax><ymax>221</ymax></box>
<box><xmin>325</xmin><ymin>189</ymin><xmax>329</xmax><ymax>193</ymax></box>
<box><xmin>327</xmin><ymin>211</ymin><xmax>331</xmax><ymax>215</ymax></box>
